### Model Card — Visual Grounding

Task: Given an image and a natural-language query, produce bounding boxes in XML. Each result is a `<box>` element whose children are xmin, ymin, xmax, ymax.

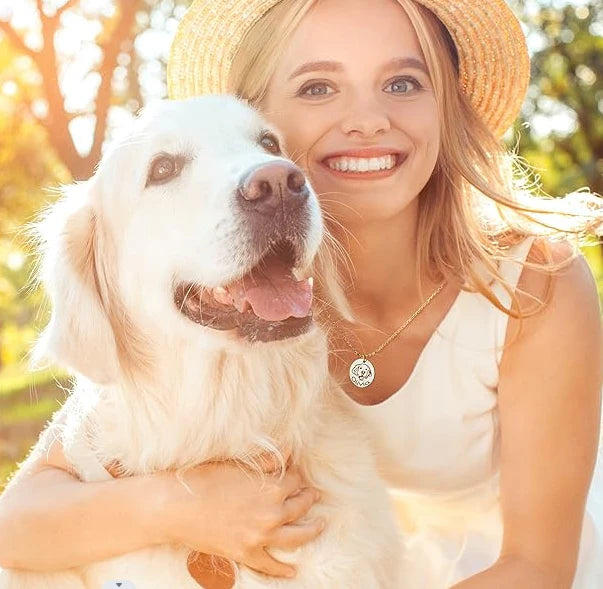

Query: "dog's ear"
<box><xmin>30</xmin><ymin>182</ymin><xmax>120</xmax><ymax>384</ymax></box>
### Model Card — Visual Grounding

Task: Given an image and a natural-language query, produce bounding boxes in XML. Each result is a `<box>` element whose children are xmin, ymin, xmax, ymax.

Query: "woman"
<box><xmin>1</xmin><ymin>0</ymin><xmax>602</xmax><ymax>587</ymax></box>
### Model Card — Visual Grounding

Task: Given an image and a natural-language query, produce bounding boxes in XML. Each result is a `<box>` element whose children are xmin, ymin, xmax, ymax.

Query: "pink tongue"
<box><xmin>227</xmin><ymin>257</ymin><xmax>312</xmax><ymax>321</ymax></box>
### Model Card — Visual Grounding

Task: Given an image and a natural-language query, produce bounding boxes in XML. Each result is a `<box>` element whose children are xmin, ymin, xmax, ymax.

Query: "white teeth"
<box><xmin>213</xmin><ymin>286</ymin><xmax>232</xmax><ymax>305</ymax></box>
<box><xmin>326</xmin><ymin>155</ymin><xmax>397</xmax><ymax>173</ymax></box>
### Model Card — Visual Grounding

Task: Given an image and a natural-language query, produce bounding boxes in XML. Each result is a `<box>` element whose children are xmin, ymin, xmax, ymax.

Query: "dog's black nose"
<box><xmin>238</xmin><ymin>161</ymin><xmax>309</xmax><ymax>216</ymax></box>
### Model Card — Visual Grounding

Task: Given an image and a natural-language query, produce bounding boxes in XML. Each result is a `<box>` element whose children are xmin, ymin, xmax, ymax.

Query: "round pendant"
<box><xmin>349</xmin><ymin>358</ymin><xmax>375</xmax><ymax>388</ymax></box>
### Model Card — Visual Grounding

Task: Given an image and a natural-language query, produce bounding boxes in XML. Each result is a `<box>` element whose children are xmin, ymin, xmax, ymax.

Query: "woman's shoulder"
<box><xmin>506</xmin><ymin>235</ymin><xmax>601</xmax><ymax>353</ymax></box>
<box><xmin>520</xmin><ymin>236</ymin><xmax>596</xmax><ymax>310</ymax></box>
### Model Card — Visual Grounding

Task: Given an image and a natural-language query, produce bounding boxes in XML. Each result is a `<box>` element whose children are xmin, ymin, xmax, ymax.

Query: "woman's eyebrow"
<box><xmin>384</xmin><ymin>56</ymin><xmax>428</xmax><ymax>75</ymax></box>
<box><xmin>287</xmin><ymin>56</ymin><xmax>428</xmax><ymax>81</ymax></box>
<box><xmin>288</xmin><ymin>60</ymin><xmax>344</xmax><ymax>80</ymax></box>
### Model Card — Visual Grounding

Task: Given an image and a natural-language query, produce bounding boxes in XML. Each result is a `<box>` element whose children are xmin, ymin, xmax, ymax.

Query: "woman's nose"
<box><xmin>339</xmin><ymin>97</ymin><xmax>392</xmax><ymax>137</ymax></box>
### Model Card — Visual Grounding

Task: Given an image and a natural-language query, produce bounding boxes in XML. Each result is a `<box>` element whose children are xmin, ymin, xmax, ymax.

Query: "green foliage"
<box><xmin>508</xmin><ymin>1</ymin><xmax>603</xmax><ymax>302</ymax></box>
<box><xmin>0</xmin><ymin>41</ymin><xmax>69</xmax><ymax>236</ymax></box>
<box><xmin>0</xmin><ymin>237</ymin><xmax>50</xmax><ymax>371</ymax></box>
<box><xmin>511</xmin><ymin>1</ymin><xmax>602</xmax><ymax>197</ymax></box>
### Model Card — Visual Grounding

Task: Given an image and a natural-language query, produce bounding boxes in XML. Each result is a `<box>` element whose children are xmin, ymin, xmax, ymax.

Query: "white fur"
<box><xmin>0</xmin><ymin>96</ymin><xmax>402</xmax><ymax>588</ymax></box>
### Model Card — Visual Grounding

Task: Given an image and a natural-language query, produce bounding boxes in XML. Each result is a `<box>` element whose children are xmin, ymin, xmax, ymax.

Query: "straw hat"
<box><xmin>168</xmin><ymin>0</ymin><xmax>530</xmax><ymax>137</ymax></box>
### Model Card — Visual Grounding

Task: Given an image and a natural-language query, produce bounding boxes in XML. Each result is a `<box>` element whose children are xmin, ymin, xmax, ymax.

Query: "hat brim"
<box><xmin>168</xmin><ymin>0</ymin><xmax>530</xmax><ymax>137</ymax></box>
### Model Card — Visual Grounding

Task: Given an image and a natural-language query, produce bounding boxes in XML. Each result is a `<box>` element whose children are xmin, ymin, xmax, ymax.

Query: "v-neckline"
<box><xmin>352</xmin><ymin>287</ymin><xmax>467</xmax><ymax>408</ymax></box>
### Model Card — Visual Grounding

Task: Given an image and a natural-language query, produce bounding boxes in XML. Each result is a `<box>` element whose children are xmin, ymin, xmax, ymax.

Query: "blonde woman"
<box><xmin>1</xmin><ymin>0</ymin><xmax>602</xmax><ymax>587</ymax></box>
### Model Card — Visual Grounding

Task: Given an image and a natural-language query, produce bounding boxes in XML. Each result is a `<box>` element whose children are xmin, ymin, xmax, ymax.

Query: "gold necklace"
<box><xmin>326</xmin><ymin>281</ymin><xmax>447</xmax><ymax>388</ymax></box>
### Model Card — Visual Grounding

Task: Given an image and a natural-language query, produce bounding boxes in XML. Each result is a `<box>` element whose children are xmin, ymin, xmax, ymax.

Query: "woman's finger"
<box><xmin>278</xmin><ymin>469</ymin><xmax>305</xmax><ymax>499</ymax></box>
<box><xmin>246</xmin><ymin>548</ymin><xmax>297</xmax><ymax>579</ymax></box>
<box><xmin>269</xmin><ymin>519</ymin><xmax>325</xmax><ymax>550</ymax></box>
<box><xmin>280</xmin><ymin>487</ymin><xmax>319</xmax><ymax>524</ymax></box>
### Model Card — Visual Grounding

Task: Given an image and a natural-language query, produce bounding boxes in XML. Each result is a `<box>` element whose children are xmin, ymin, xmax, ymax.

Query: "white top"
<box><xmin>356</xmin><ymin>237</ymin><xmax>603</xmax><ymax>588</ymax></box>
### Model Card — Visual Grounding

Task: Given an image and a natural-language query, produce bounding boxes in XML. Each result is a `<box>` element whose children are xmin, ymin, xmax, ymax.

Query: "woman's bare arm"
<box><xmin>0</xmin><ymin>404</ymin><xmax>321</xmax><ymax>577</ymax></box>
<box><xmin>0</xmin><ymin>412</ymin><xmax>165</xmax><ymax>571</ymax></box>
<box><xmin>453</xmin><ymin>242</ymin><xmax>603</xmax><ymax>588</ymax></box>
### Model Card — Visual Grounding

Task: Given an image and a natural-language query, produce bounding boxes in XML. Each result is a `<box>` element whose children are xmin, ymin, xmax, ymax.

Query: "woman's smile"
<box><xmin>320</xmin><ymin>152</ymin><xmax>407</xmax><ymax>180</ymax></box>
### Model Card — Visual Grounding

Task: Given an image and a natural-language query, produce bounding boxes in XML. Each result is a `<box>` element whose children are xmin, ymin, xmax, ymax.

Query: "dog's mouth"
<box><xmin>173</xmin><ymin>240</ymin><xmax>314</xmax><ymax>342</ymax></box>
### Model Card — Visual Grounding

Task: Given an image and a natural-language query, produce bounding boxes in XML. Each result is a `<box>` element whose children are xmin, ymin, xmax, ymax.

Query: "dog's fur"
<box><xmin>0</xmin><ymin>96</ymin><xmax>402</xmax><ymax>588</ymax></box>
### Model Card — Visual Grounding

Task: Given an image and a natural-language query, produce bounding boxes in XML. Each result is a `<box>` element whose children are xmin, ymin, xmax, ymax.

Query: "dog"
<box><xmin>0</xmin><ymin>96</ymin><xmax>402</xmax><ymax>588</ymax></box>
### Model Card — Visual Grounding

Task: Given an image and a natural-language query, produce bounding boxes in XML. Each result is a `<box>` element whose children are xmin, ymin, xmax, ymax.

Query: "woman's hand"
<box><xmin>155</xmin><ymin>452</ymin><xmax>324</xmax><ymax>579</ymax></box>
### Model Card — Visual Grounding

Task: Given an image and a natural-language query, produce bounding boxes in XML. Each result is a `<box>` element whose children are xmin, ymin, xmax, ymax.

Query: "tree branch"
<box><xmin>55</xmin><ymin>0</ymin><xmax>80</xmax><ymax>18</ymax></box>
<box><xmin>126</xmin><ymin>40</ymin><xmax>144</xmax><ymax>111</ymax></box>
<box><xmin>84</xmin><ymin>0</ymin><xmax>143</xmax><ymax>172</ymax></box>
<box><xmin>0</xmin><ymin>20</ymin><xmax>38</xmax><ymax>60</ymax></box>
<box><xmin>33</xmin><ymin>0</ymin><xmax>85</xmax><ymax>178</ymax></box>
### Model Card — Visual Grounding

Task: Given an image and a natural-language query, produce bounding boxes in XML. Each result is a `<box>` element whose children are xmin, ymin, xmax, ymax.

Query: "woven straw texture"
<box><xmin>167</xmin><ymin>0</ymin><xmax>530</xmax><ymax>137</ymax></box>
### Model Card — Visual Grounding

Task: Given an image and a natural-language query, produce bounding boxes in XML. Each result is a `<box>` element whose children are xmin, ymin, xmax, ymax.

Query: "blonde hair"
<box><xmin>229</xmin><ymin>0</ymin><xmax>603</xmax><ymax>331</ymax></box>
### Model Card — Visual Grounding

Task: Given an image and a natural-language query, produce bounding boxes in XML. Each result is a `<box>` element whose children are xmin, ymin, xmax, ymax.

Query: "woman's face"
<box><xmin>261</xmin><ymin>0</ymin><xmax>440</xmax><ymax>226</ymax></box>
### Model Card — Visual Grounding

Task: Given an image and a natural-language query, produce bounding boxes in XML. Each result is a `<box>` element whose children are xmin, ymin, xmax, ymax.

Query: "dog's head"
<box><xmin>351</xmin><ymin>364</ymin><xmax>369</xmax><ymax>379</ymax></box>
<box><xmin>32</xmin><ymin>96</ymin><xmax>324</xmax><ymax>384</ymax></box>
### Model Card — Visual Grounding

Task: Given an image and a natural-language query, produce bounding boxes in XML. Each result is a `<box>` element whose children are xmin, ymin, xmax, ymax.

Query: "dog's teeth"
<box><xmin>213</xmin><ymin>286</ymin><xmax>232</xmax><ymax>305</ymax></box>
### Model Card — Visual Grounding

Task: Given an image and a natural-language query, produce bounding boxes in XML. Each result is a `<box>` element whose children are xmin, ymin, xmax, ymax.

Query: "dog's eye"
<box><xmin>259</xmin><ymin>133</ymin><xmax>281</xmax><ymax>155</ymax></box>
<box><xmin>147</xmin><ymin>154</ymin><xmax>184</xmax><ymax>186</ymax></box>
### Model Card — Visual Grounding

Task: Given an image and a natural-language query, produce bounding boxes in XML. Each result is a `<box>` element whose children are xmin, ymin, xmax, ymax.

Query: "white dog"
<box><xmin>0</xmin><ymin>96</ymin><xmax>402</xmax><ymax>588</ymax></box>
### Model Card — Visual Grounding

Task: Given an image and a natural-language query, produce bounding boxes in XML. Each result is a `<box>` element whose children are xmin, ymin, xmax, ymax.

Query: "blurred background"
<box><xmin>0</xmin><ymin>0</ymin><xmax>601</xmax><ymax>489</ymax></box>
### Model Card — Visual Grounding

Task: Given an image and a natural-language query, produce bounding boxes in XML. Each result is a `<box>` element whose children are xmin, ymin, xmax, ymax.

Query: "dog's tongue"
<box><xmin>227</xmin><ymin>256</ymin><xmax>312</xmax><ymax>321</ymax></box>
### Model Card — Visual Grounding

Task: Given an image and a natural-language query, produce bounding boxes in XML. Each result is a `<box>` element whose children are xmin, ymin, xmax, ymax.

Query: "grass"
<box><xmin>0</xmin><ymin>366</ymin><xmax>68</xmax><ymax>398</ymax></box>
<box><xmin>2</xmin><ymin>396</ymin><xmax>64</xmax><ymax>425</ymax></box>
<box><xmin>0</xmin><ymin>369</ymin><xmax>69</xmax><ymax>491</ymax></box>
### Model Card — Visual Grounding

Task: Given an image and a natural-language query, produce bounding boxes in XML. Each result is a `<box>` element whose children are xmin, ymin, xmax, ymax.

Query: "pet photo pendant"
<box><xmin>349</xmin><ymin>357</ymin><xmax>375</xmax><ymax>388</ymax></box>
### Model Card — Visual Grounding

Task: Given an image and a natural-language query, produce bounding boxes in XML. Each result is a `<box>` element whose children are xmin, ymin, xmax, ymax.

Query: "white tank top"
<box><xmin>353</xmin><ymin>236</ymin><xmax>603</xmax><ymax>588</ymax></box>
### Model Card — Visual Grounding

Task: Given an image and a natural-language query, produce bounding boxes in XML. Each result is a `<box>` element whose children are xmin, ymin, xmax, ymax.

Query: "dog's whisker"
<box><xmin>323</xmin><ymin>231</ymin><xmax>358</xmax><ymax>278</ymax></box>
<box><xmin>314</xmin><ymin>190</ymin><xmax>350</xmax><ymax>198</ymax></box>
<box><xmin>179</xmin><ymin>283</ymin><xmax>197</xmax><ymax>314</ymax></box>
<box><xmin>321</xmin><ymin>214</ymin><xmax>358</xmax><ymax>247</ymax></box>
<box><xmin>319</xmin><ymin>200</ymin><xmax>366</xmax><ymax>222</ymax></box>
<box><xmin>287</xmin><ymin>148</ymin><xmax>306</xmax><ymax>164</ymax></box>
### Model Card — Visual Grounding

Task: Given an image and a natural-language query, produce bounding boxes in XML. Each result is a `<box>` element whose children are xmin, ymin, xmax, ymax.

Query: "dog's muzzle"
<box><xmin>174</xmin><ymin>160</ymin><xmax>317</xmax><ymax>344</ymax></box>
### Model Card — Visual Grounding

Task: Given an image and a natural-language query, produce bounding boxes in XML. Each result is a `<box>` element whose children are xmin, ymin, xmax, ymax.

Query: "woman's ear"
<box><xmin>31</xmin><ymin>182</ymin><xmax>120</xmax><ymax>384</ymax></box>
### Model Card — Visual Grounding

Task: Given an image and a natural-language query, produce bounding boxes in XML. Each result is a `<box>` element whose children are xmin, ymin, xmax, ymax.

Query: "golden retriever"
<box><xmin>0</xmin><ymin>96</ymin><xmax>402</xmax><ymax>588</ymax></box>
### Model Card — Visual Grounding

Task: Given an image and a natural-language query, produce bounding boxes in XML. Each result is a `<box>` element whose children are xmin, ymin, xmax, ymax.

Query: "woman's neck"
<box><xmin>328</xmin><ymin>200</ymin><xmax>441</xmax><ymax>325</ymax></box>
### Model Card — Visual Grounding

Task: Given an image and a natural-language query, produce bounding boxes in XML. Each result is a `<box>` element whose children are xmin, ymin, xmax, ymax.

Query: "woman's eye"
<box><xmin>146</xmin><ymin>154</ymin><xmax>184</xmax><ymax>186</ymax></box>
<box><xmin>298</xmin><ymin>82</ymin><xmax>335</xmax><ymax>98</ymax></box>
<box><xmin>259</xmin><ymin>133</ymin><xmax>281</xmax><ymax>154</ymax></box>
<box><xmin>386</xmin><ymin>76</ymin><xmax>422</xmax><ymax>94</ymax></box>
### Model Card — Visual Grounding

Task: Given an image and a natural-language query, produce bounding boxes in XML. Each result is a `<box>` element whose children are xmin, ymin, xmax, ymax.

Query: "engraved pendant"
<box><xmin>349</xmin><ymin>357</ymin><xmax>375</xmax><ymax>388</ymax></box>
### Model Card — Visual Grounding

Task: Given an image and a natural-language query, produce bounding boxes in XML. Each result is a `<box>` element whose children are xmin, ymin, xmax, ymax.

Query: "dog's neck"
<box><xmin>83</xmin><ymin>327</ymin><xmax>331</xmax><ymax>475</ymax></box>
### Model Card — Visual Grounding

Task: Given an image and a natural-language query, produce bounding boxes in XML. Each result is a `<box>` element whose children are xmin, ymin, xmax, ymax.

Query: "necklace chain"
<box><xmin>328</xmin><ymin>280</ymin><xmax>447</xmax><ymax>359</ymax></box>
